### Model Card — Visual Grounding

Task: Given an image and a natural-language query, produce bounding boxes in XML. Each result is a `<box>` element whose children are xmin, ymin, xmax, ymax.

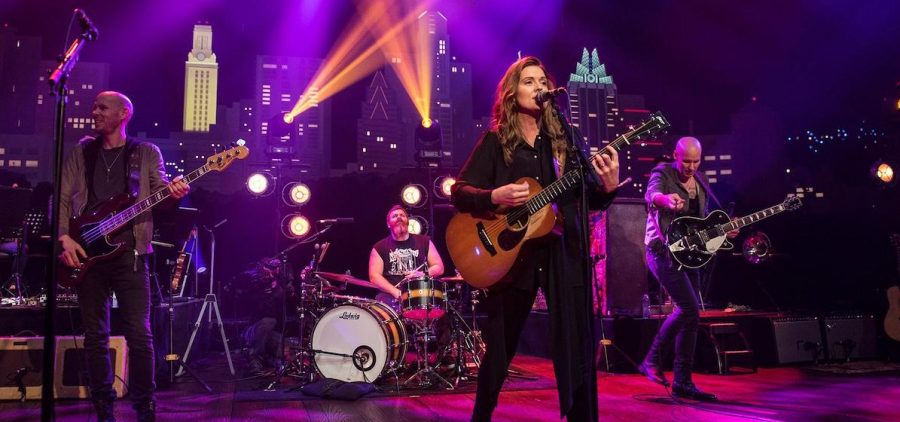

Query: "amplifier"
<box><xmin>822</xmin><ymin>314</ymin><xmax>877</xmax><ymax>360</ymax></box>
<box><xmin>750</xmin><ymin>316</ymin><xmax>823</xmax><ymax>365</ymax></box>
<box><xmin>0</xmin><ymin>337</ymin><xmax>44</xmax><ymax>400</ymax></box>
<box><xmin>55</xmin><ymin>336</ymin><xmax>128</xmax><ymax>399</ymax></box>
<box><xmin>0</xmin><ymin>336</ymin><xmax>127</xmax><ymax>400</ymax></box>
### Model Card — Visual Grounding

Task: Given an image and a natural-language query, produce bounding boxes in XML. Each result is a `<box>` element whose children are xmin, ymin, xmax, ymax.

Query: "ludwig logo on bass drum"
<box><xmin>338</xmin><ymin>312</ymin><xmax>360</xmax><ymax>320</ymax></box>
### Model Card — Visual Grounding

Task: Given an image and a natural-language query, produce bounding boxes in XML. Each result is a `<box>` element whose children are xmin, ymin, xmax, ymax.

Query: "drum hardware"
<box><xmin>262</xmin><ymin>229</ymin><xmax>336</xmax><ymax>391</ymax></box>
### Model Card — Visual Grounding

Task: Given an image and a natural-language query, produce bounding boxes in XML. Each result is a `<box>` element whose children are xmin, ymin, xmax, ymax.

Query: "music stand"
<box><xmin>0</xmin><ymin>187</ymin><xmax>32</xmax><ymax>303</ymax></box>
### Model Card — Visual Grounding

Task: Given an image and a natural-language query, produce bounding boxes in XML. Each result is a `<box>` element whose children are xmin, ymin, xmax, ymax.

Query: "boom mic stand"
<box><xmin>42</xmin><ymin>9</ymin><xmax>98</xmax><ymax>421</ymax></box>
<box><xmin>264</xmin><ymin>225</ymin><xmax>333</xmax><ymax>392</ymax></box>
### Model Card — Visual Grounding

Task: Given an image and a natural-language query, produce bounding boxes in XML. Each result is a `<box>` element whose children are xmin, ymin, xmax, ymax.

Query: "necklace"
<box><xmin>100</xmin><ymin>146</ymin><xmax>125</xmax><ymax>181</ymax></box>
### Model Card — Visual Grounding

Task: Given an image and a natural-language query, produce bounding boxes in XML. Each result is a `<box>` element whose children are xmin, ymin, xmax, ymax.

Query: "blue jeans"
<box><xmin>76</xmin><ymin>252</ymin><xmax>155</xmax><ymax>403</ymax></box>
<box><xmin>644</xmin><ymin>242</ymin><xmax>702</xmax><ymax>384</ymax></box>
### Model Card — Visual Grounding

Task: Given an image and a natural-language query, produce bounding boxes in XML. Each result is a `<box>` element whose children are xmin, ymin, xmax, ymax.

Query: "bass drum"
<box><xmin>311</xmin><ymin>300</ymin><xmax>407</xmax><ymax>382</ymax></box>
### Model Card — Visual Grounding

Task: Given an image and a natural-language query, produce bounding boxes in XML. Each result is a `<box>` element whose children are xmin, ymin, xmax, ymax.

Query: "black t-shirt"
<box><xmin>87</xmin><ymin>145</ymin><xmax>135</xmax><ymax>249</ymax></box>
<box><xmin>372</xmin><ymin>234</ymin><xmax>430</xmax><ymax>286</ymax></box>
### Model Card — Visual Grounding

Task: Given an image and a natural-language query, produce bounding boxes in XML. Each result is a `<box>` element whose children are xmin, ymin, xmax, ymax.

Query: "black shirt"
<box><xmin>87</xmin><ymin>145</ymin><xmax>136</xmax><ymax>250</ymax></box>
<box><xmin>372</xmin><ymin>234</ymin><xmax>431</xmax><ymax>286</ymax></box>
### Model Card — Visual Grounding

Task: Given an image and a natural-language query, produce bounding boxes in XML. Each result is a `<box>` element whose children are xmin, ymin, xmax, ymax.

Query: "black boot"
<box><xmin>92</xmin><ymin>399</ymin><xmax>116</xmax><ymax>422</ymax></box>
<box><xmin>672</xmin><ymin>382</ymin><xmax>717</xmax><ymax>401</ymax></box>
<box><xmin>638</xmin><ymin>359</ymin><xmax>670</xmax><ymax>387</ymax></box>
<box><xmin>133</xmin><ymin>399</ymin><xmax>156</xmax><ymax>422</ymax></box>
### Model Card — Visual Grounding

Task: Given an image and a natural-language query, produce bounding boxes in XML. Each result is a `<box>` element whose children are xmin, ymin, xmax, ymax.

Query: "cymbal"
<box><xmin>314</xmin><ymin>271</ymin><xmax>377</xmax><ymax>289</ymax></box>
<box><xmin>439</xmin><ymin>275</ymin><xmax>465</xmax><ymax>283</ymax></box>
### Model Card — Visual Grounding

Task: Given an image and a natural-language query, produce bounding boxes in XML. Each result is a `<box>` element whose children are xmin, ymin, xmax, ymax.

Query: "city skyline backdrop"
<box><xmin>1</xmin><ymin>0</ymin><xmax>898</xmax><ymax>201</ymax></box>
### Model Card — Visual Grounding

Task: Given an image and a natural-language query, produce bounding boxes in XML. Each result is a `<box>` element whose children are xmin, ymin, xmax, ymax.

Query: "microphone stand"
<box><xmin>547</xmin><ymin>98</ymin><xmax>629</xmax><ymax>378</ymax></box>
<box><xmin>264</xmin><ymin>225</ymin><xmax>333</xmax><ymax>392</ymax></box>
<box><xmin>42</xmin><ymin>17</ymin><xmax>97</xmax><ymax>422</ymax></box>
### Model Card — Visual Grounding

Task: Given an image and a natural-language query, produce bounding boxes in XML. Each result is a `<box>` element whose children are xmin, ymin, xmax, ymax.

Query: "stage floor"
<box><xmin>1</xmin><ymin>353</ymin><xmax>898</xmax><ymax>421</ymax></box>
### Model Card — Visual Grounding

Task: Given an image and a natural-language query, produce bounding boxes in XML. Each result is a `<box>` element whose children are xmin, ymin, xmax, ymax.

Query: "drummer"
<box><xmin>368</xmin><ymin>204</ymin><xmax>444</xmax><ymax>305</ymax></box>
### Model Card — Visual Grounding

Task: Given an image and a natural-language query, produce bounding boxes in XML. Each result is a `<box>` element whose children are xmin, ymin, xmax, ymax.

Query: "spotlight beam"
<box><xmin>287</xmin><ymin>0</ymin><xmax>433</xmax><ymax>120</ymax></box>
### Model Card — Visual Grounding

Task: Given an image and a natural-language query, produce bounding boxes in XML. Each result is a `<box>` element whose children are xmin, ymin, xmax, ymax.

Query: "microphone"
<box><xmin>74</xmin><ymin>9</ymin><xmax>99</xmax><ymax>41</ymax></box>
<box><xmin>317</xmin><ymin>218</ymin><xmax>354</xmax><ymax>225</ymax></box>
<box><xmin>534</xmin><ymin>87</ymin><xmax>567</xmax><ymax>104</ymax></box>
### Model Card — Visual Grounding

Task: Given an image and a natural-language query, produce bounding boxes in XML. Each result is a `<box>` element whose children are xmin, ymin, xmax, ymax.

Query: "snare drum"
<box><xmin>400</xmin><ymin>276</ymin><xmax>445</xmax><ymax>320</ymax></box>
<box><xmin>310</xmin><ymin>300</ymin><xmax>407</xmax><ymax>382</ymax></box>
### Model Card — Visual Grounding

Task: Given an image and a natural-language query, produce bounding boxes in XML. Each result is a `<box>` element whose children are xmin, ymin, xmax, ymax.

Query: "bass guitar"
<box><xmin>59</xmin><ymin>144</ymin><xmax>249</xmax><ymax>287</ymax></box>
<box><xmin>446</xmin><ymin>112</ymin><xmax>670</xmax><ymax>289</ymax></box>
<box><xmin>666</xmin><ymin>195</ymin><xmax>802</xmax><ymax>269</ymax></box>
<box><xmin>885</xmin><ymin>234</ymin><xmax>900</xmax><ymax>342</ymax></box>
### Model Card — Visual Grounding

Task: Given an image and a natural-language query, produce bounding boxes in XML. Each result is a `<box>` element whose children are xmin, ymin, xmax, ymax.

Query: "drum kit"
<box><xmin>282</xmin><ymin>268</ymin><xmax>486</xmax><ymax>390</ymax></box>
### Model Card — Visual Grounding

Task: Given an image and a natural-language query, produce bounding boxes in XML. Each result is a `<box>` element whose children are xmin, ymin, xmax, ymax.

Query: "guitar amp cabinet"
<box><xmin>750</xmin><ymin>316</ymin><xmax>823</xmax><ymax>364</ymax></box>
<box><xmin>821</xmin><ymin>314</ymin><xmax>877</xmax><ymax>361</ymax></box>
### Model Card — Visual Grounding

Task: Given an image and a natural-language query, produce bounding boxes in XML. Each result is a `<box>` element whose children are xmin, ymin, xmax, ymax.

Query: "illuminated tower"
<box><xmin>183</xmin><ymin>24</ymin><xmax>218</xmax><ymax>132</ymax></box>
<box><xmin>566</xmin><ymin>48</ymin><xmax>618</xmax><ymax>150</ymax></box>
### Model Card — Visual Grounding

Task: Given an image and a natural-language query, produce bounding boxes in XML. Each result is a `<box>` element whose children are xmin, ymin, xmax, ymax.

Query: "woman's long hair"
<box><xmin>490</xmin><ymin>56</ymin><xmax>567</xmax><ymax>167</ymax></box>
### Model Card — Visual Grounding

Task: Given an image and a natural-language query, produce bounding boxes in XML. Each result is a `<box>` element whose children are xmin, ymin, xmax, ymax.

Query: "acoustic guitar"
<box><xmin>446</xmin><ymin>113</ymin><xmax>669</xmax><ymax>289</ymax></box>
<box><xmin>59</xmin><ymin>144</ymin><xmax>249</xmax><ymax>288</ymax></box>
<box><xmin>885</xmin><ymin>234</ymin><xmax>900</xmax><ymax>342</ymax></box>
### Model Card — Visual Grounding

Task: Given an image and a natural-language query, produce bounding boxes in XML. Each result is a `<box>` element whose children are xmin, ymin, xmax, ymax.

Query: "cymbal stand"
<box><xmin>2</xmin><ymin>227</ymin><xmax>27</xmax><ymax>304</ymax></box>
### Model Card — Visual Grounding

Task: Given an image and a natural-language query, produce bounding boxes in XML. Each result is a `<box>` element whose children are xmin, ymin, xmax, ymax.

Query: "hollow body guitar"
<box><xmin>666</xmin><ymin>195</ymin><xmax>802</xmax><ymax>269</ymax></box>
<box><xmin>58</xmin><ymin>145</ymin><xmax>248</xmax><ymax>288</ymax></box>
<box><xmin>446</xmin><ymin>113</ymin><xmax>669</xmax><ymax>289</ymax></box>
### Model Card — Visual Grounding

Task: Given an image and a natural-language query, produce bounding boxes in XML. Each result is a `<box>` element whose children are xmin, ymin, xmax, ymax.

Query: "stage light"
<box><xmin>408</xmin><ymin>215</ymin><xmax>428</xmax><ymax>235</ymax></box>
<box><xmin>282</xmin><ymin>214</ymin><xmax>311</xmax><ymax>239</ymax></box>
<box><xmin>415</xmin><ymin>119</ymin><xmax>443</xmax><ymax>163</ymax></box>
<box><xmin>283</xmin><ymin>182</ymin><xmax>312</xmax><ymax>206</ymax></box>
<box><xmin>247</xmin><ymin>172</ymin><xmax>275</xmax><ymax>196</ymax></box>
<box><xmin>401</xmin><ymin>184</ymin><xmax>427</xmax><ymax>208</ymax></box>
<box><xmin>434</xmin><ymin>175</ymin><xmax>456</xmax><ymax>198</ymax></box>
<box><xmin>268</xmin><ymin>112</ymin><xmax>294</xmax><ymax>138</ymax></box>
<box><xmin>871</xmin><ymin>160</ymin><xmax>895</xmax><ymax>186</ymax></box>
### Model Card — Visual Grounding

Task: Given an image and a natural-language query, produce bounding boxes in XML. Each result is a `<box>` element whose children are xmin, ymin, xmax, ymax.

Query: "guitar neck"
<box><xmin>719</xmin><ymin>203</ymin><xmax>788</xmax><ymax>232</ymax></box>
<box><xmin>523</xmin><ymin>131</ymin><xmax>634</xmax><ymax>215</ymax></box>
<box><xmin>100</xmin><ymin>164</ymin><xmax>210</xmax><ymax>235</ymax></box>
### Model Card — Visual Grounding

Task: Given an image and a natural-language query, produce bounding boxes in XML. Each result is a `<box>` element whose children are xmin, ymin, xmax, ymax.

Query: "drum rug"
<box><xmin>232</xmin><ymin>365</ymin><xmax>556</xmax><ymax>402</ymax></box>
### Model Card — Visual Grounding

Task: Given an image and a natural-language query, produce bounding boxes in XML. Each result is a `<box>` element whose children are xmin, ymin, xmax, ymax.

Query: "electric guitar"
<box><xmin>446</xmin><ymin>112</ymin><xmax>670</xmax><ymax>289</ymax></box>
<box><xmin>885</xmin><ymin>234</ymin><xmax>900</xmax><ymax>342</ymax></box>
<box><xmin>666</xmin><ymin>195</ymin><xmax>802</xmax><ymax>269</ymax></box>
<box><xmin>170</xmin><ymin>251</ymin><xmax>192</xmax><ymax>292</ymax></box>
<box><xmin>59</xmin><ymin>145</ymin><xmax>249</xmax><ymax>287</ymax></box>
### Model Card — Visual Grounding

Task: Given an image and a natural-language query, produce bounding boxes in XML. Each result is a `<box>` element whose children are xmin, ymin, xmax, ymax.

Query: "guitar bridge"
<box><xmin>476</xmin><ymin>222</ymin><xmax>497</xmax><ymax>256</ymax></box>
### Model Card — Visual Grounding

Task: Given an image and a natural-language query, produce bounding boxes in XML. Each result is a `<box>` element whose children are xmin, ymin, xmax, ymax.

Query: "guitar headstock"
<box><xmin>621</xmin><ymin>112</ymin><xmax>670</xmax><ymax>145</ymax></box>
<box><xmin>207</xmin><ymin>144</ymin><xmax>249</xmax><ymax>172</ymax></box>
<box><xmin>781</xmin><ymin>195</ymin><xmax>803</xmax><ymax>211</ymax></box>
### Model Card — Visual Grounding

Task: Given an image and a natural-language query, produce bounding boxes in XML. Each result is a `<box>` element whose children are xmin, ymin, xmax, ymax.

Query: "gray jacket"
<box><xmin>59</xmin><ymin>136</ymin><xmax>170</xmax><ymax>255</ymax></box>
<box><xmin>644</xmin><ymin>162</ymin><xmax>711</xmax><ymax>247</ymax></box>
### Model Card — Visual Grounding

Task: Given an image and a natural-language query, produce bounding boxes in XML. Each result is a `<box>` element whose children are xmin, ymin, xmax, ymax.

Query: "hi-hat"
<box><xmin>315</xmin><ymin>271</ymin><xmax>376</xmax><ymax>289</ymax></box>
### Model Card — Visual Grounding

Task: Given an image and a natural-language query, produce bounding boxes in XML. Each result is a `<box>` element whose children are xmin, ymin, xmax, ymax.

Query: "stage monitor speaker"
<box><xmin>0</xmin><ymin>337</ymin><xmax>44</xmax><ymax>400</ymax></box>
<box><xmin>54</xmin><ymin>336</ymin><xmax>128</xmax><ymax>399</ymax></box>
<box><xmin>751</xmin><ymin>316</ymin><xmax>823</xmax><ymax>364</ymax></box>
<box><xmin>822</xmin><ymin>315</ymin><xmax>877</xmax><ymax>360</ymax></box>
<box><xmin>603</xmin><ymin>198</ymin><xmax>648</xmax><ymax>316</ymax></box>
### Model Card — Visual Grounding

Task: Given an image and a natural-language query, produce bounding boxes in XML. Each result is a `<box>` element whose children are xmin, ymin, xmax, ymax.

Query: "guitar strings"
<box><xmin>78</xmin><ymin>164</ymin><xmax>212</xmax><ymax>244</ymax></box>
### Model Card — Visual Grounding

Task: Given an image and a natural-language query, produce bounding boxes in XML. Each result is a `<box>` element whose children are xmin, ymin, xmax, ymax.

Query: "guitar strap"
<box><xmin>695</xmin><ymin>173</ymin><xmax>725</xmax><ymax>212</ymax></box>
<box><xmin>124</xmin><ymin>138</ymin><xmax>141</xmax><ymax>198</ymax></box>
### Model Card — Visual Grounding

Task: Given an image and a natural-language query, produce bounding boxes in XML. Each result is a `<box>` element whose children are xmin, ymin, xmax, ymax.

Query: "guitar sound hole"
<box><xmin>505</xmin><ymin>208</ymin><xmax>528</xmax><ymax>230</ymax></box>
